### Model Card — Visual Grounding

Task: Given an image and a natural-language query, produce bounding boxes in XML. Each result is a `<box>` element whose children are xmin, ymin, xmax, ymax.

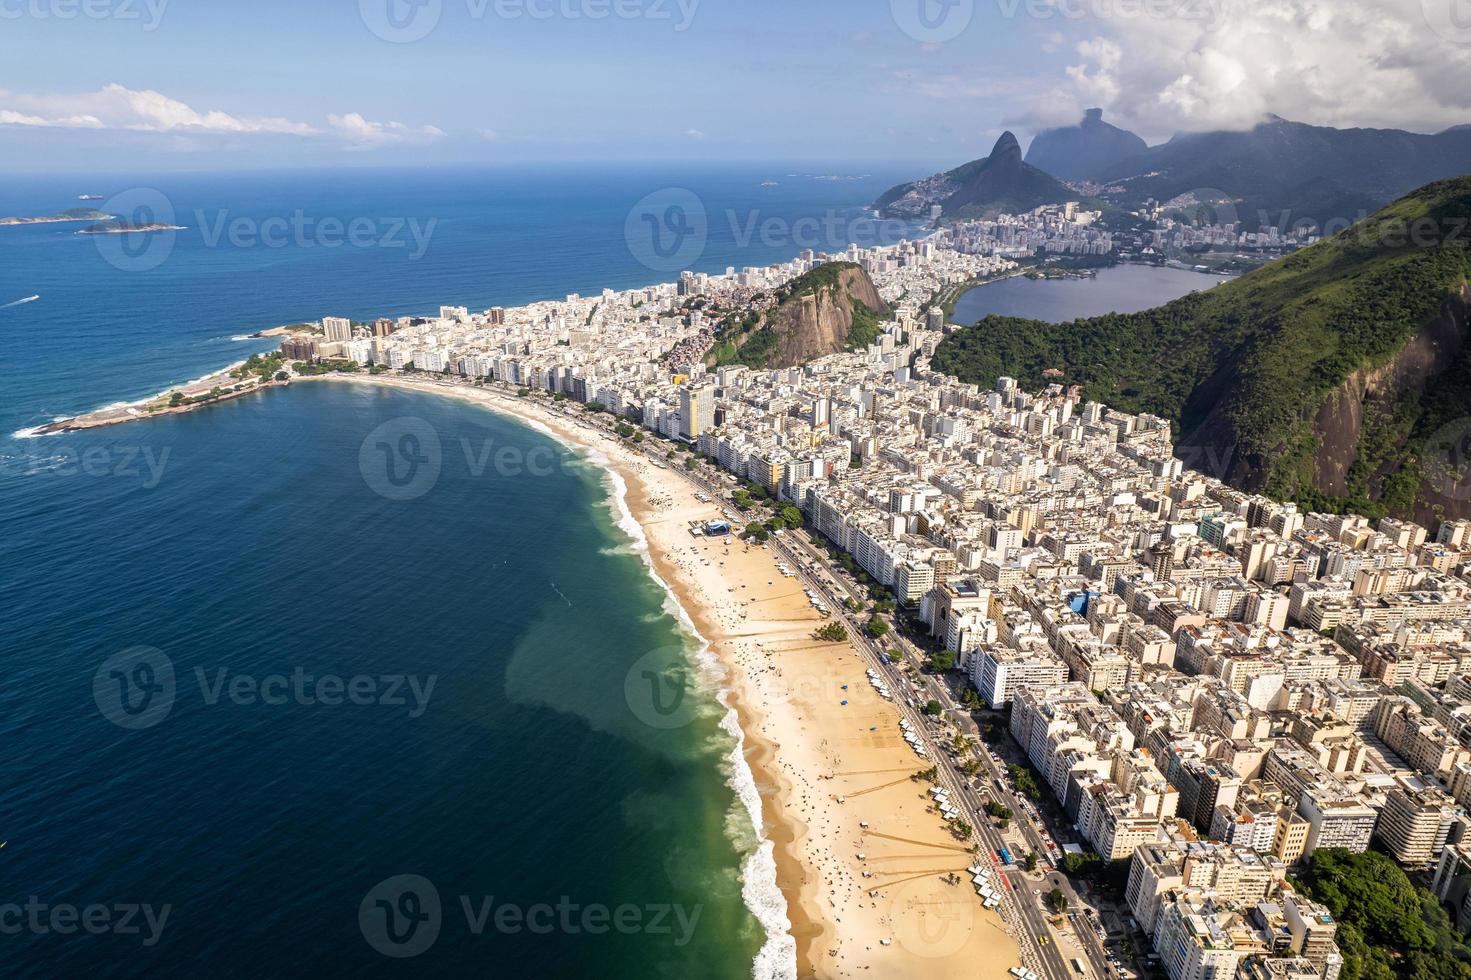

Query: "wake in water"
<box><xmin>1</xmin><ymin>295</ymin><xmax>40</xmax><ymax>309</ymax></box>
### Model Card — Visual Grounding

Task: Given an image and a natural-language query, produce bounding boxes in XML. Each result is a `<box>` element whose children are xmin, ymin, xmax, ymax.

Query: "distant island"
<box><xmin>77</xmin><ymin>220</ymin><xmax>186</xmax><ymax>235</ymax></box>
<box><xmin>0</xmin><ymin>208</ymin><xmax>115</xmax><ymax>226</ymax></box>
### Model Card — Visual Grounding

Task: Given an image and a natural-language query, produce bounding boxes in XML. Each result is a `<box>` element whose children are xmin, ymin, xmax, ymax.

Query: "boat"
<box><xmin>78</xmin><ymin>194</ymin><xmax>104</xmax><ymax>201</ymax></box>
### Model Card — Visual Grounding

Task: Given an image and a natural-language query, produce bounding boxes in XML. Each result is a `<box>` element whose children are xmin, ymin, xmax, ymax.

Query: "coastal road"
<box><xmin>511</xmin><ymin>393</ymin><xmax>1095</xmax><ymax>979</ymax></box>
<box><xmin>774</xmin><ymin>529</ymin><xmax>1117</xmax><ymax>979</ymax></box>
<box><xmin>768</xmin><ymin>534</ymin><xmax>1074</xmax><ymax>980</ymax></box>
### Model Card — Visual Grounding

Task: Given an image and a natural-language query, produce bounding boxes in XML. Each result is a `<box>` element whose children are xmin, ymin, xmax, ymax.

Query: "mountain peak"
<box><xmin>1083</xmin><ymin>108</ymin><xmax>1104</xmax><ymax>123</ymax></box>
<box><xmin>991</xmin><ymin>131</ymin><xmax>1021</xmax><ymax>158</ymax></box>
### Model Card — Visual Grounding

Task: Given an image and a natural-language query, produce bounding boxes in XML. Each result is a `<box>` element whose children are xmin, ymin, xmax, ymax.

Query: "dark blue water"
<box><xmin>0</xmin><ymin>165</ymin><xmax>933</xmax><ymax>977</ymax></box>
<box><xmin>0</xmin><ymin>166</ymin><xmax>915</xmax><ymax>437</ymax></box>
<box><xmin>952</xmin><ymin>263</ymin><xmax>1231</xmax><ymax>324</ymax></box>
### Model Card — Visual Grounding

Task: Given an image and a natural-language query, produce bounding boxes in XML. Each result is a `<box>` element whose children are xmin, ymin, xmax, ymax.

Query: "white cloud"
<box><xmin>327</xmin><ymin>113</ymin><xmax>446</xmax><ymax>148</ymax></box>
<box><xmin>1029</xmin><ymin>0</ymin><xmax>1471</xmax><ymax>137</ymax></box>
<box><xmin>0</xmin><ymin>85</ymin><xmax>445</xmax><ymax>149</ymax></box>
<box><xmin>685</xmin><ymin>128</ymin><xmax>706</xmax><ymax>139</ymax></box>
<box><xmin>0</xmin><ymin>84</ymin><xmax>317</xmax><ymax>134</ymax></box>
<box><xmin>0</xmin><ymin>109</ymin><xmax>103</xmax><ymax>129</ymax></box>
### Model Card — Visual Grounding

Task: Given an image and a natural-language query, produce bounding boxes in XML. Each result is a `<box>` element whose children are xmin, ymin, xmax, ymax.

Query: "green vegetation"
<box><xmin>230</xmin><ymin>352</ymin><xmax>285</xmax><ymax>382</ymax></box>
<box><xmin>865</xmin><ymin>616</ymin><xmax>890</xmax><ymax>639</ymax></box>
<box><xmin>932</xmin><ymin>177</ymin><xmax>1471</xmax><ymax>519</ymax></box>
<box><xmin>707</xmin><ymin>263</ymin><xmax>888</xmax><ymax>368</ymax></box>
<box><xmin>814</xmin><ymin>622</ymin><xmax>848</xmax><ymax>643</ymax></box>
<box><xmin>1299</xmin><ymin>849</ymin><xmax>1471</xmax><ymax>980</ymax></box>
<box><xmin>1044</xmin><ymin>889</ymin><xmax>1068</xmax><ymax>915</ymax></box>
<box><xmin>923</xmin><ymin>699</ymin><xmax>943</xmax><ymax>716</ymax></box>
<box><xmin>1008</xmin><ymin>763</ymin><xmax>1044</xmax><ymax>799</ymax></box>
<box><xmin>291</xmin><ymin>359</ymin><xmax>359</xmax><ymax>376</ymax></box>
<box><xmin>926</xmin><ymin>650</ymin><xmax>957</xmax><ymax>672</ymax></box>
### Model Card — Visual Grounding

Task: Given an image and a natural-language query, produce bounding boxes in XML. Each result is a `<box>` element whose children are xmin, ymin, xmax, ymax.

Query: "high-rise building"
<box><xmin>678</xmin><ymin>384</ymin><xmax>714</xmax><ymax>443</ymax></box>
<box><xmin>321</xmin><ymin>316</ymin><xmax>352</xmax><ymax>343</ymax></box>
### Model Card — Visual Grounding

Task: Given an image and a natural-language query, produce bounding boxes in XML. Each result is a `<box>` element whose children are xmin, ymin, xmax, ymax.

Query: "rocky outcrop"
<box><xmin>1024</xmin><ymin>109</ymin><xmax>1148</xmax><ymax>181</ymax></box>
<box><xmin>712</xmin><ymin>263</ymin><xmax>888</xmax><ymax>370</ymax></box>
<box><xmin>875</xmin><ymin>132</ymin><xmax>1074</xmax><ymax>221</ymax></box>
<box><xmin>767</xmin><ymin>265</ymin><xmax>885</xmax><ymax>367</ymax></box>
<box><xmin>1311</xmin><ymin>285</ymin><xmax>1469</xmax><ymax>496</ymax></box>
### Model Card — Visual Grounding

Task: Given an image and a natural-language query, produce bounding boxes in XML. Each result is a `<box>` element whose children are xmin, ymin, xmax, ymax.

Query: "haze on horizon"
<box><xmin>2</xmin><ymin>0</ymin><xmax>1469</xmax><ymax>174</ymax></box>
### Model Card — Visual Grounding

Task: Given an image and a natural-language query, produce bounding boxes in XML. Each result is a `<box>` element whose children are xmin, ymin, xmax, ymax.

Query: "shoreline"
<box><xmin>302</xmin><ymin>373</ymin><xmax>1020</xmax><ymax>979</ymax></box>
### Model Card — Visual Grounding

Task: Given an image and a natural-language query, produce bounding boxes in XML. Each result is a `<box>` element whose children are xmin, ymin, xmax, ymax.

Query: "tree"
<box><xmin>1024</xmin><ymin>852</ymin><xmax>1039</xmax><ymax>873</ymax></box>
<box><xmin>814</xmin><ymin>623</ymin><xmax>847</xmax><ymax>643</ymax></box>
<box><xmin>1299</xmin><ymin>848</ymin><xmax>1471</xmax><ymax>980</ymax></box>
<box><xmin>927</xmin><ymin>650</ymin><xmax>957</xmax><ymax>672</ymax></box>
<box><xmin>780</xmin><ymin>505</ymin><xmax>803</xmax><ymax>529</ymax></box>
<box><xmin>168</xmin><ymin>392</ymin><xmax>184</xmax><ymax>407</ymax></box>
<box><xmin>923</xmin><ymin>700</ymin><xmax>943</xmax><ymax>716</ymax></box>
<box><xmin>865</xmin><ymin>616</ymin><xmax>890</xmax><ymax>639</ymax></box>
<box><xmin>1044</xmin><ymin>889</ymin><xmax>1068</xmax><ymax>915</ymax></box>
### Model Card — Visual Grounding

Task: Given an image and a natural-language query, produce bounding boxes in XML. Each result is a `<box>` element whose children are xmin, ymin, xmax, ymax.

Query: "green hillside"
<box><xmin>932</xmin><ymin>176</ymin><xmax>1471</xmax><ymax>521</ymax></box>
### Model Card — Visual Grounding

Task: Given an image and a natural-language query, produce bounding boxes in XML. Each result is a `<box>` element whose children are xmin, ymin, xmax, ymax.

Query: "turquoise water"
<box><xmin>952</xmin><ymin>263</ymin><xmax>1232</xmax><ymax>324</ymax></box>
<box><xmin>1</xmin><ymin>165</ymin><xmax>934</xmax><ymax>977</ymax></box>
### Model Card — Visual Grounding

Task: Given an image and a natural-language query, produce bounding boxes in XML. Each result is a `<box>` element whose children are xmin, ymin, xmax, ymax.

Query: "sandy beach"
<box><xmin>314</xmin><ymin>374</ymin><xmax>1022</xmax><ymax>980</ymax></box>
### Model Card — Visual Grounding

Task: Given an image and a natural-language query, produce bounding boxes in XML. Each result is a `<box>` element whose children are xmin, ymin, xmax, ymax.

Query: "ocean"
<box><xmin>0</xmin><ymin>165</ymin><xmax>920</xmax><ymax>978</ymax></box>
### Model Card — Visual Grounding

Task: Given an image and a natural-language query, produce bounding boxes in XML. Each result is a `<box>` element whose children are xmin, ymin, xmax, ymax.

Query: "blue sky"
<box><xmin>2</xmin><ymin>0</ymin><xmax>1468</xmax><ymax>173</ymax></box>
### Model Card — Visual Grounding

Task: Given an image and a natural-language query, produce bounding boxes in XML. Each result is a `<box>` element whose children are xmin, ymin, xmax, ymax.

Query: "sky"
<box><xmin>2</xmin><ymin>0</ymin><xmax>1470</xmax><ymax>173</ymax></box>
